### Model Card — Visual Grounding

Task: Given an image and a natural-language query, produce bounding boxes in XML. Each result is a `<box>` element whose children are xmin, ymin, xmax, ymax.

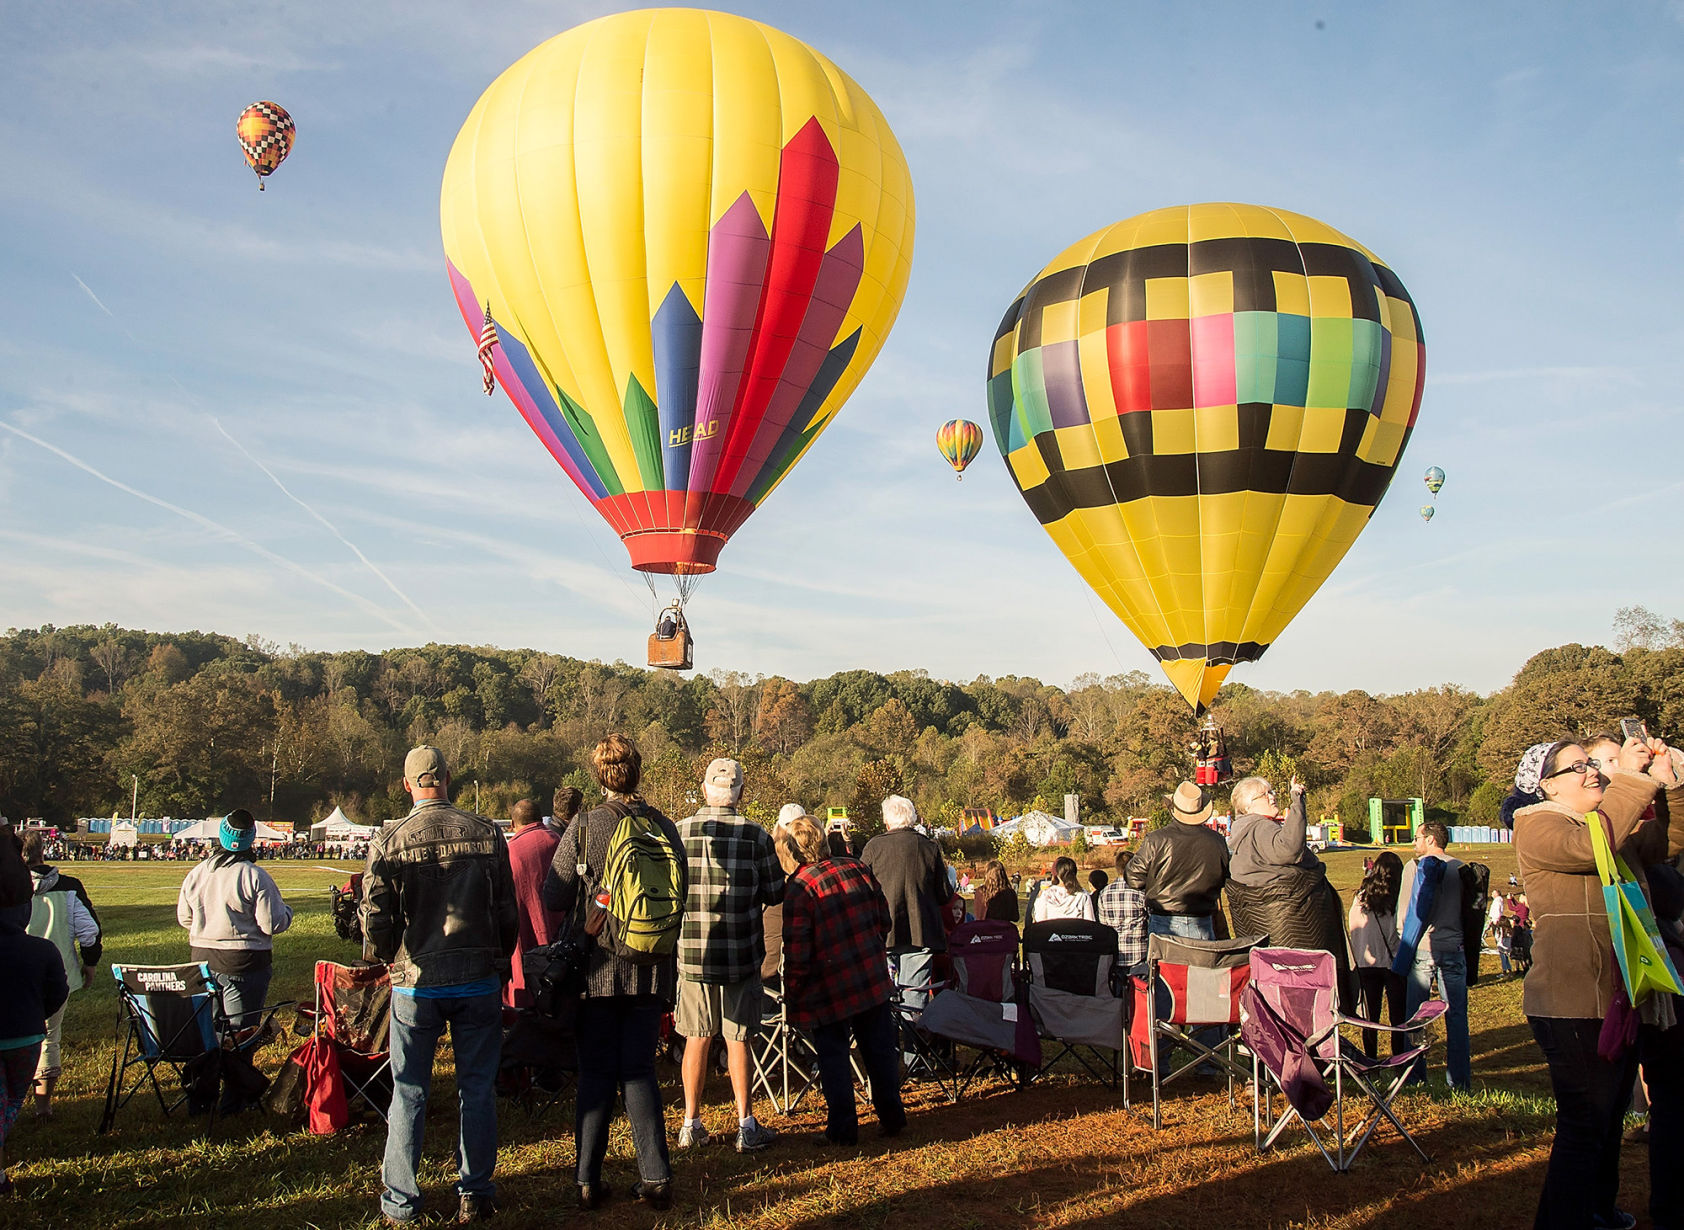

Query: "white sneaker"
<box><xmin>677</xmin><ymin>1120</ymin><xmax>711</xmax><ymax>1149</ymax></box>
<box><xmin>735</xmin><ymin>1120</ymin><xmax>777</xmax><ymax>1152</ymax></box>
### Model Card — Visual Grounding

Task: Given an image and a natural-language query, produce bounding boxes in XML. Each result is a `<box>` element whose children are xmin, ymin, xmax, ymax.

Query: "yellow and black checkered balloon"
<box><xmin>236</xmin><ymin>101</ymin><xmax>294</xmax><ymax>188</ymax></box>
<box><xmin>986</xmin><ymin>204</ymin><xmax>1425</xmax><ymax>711</ymax></box>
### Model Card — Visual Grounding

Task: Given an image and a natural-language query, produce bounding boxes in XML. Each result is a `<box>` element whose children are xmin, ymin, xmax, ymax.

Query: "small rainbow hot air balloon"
<box><xmin>236</xmin><ymin>101</ymin><xmax>294</xmax><ymax>189</ymax></box>
<box><xmin>1419</xmin><ymin>504</ymin><xmax>1435</xmax><ymax>523</ymax></box>
<box><xmin>937</xmin><ymin>419</ymin><xmax>984</xmax><ymax>479</ymax></box>
<box><xmin>1423</xmin><ymin>465</ymin><xmax>1445</xmax><ymax>498</ymax></box>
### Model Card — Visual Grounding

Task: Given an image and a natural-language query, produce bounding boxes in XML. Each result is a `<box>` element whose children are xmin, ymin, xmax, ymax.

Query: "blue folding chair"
<box><xmin>98</xmin><ymin>961</ymin><xmax>285</xmax><ymax>1132</ymax></box>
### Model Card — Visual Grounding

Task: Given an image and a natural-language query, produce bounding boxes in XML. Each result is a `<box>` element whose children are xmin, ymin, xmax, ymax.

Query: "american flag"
<box><xmin>477</xmin><ymin>303</ymin><xmax>499</xmax><ymax>395</ymax></box>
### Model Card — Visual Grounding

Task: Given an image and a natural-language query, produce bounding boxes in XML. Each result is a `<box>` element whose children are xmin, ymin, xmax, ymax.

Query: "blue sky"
<box><xmin>2</xmin><ymin>2</ymin><xmax>1681</xmax><ymax>696</ymax></box>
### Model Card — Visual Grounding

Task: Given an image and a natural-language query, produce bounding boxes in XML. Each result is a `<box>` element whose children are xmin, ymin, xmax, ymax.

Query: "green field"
<box><xmin>0</xmin><ymin>846</ymin><xmax>1639</xmax><ymax>1230</ymax></box>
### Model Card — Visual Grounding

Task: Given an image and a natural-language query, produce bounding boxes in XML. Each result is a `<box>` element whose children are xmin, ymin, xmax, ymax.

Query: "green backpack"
<box><xmin>600</xmin><ymin>801</ymin><xmax>684</xmax><ymax>964</ymax></box>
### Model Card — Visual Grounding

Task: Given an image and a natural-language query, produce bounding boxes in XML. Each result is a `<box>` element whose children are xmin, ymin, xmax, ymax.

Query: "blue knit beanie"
<box><xmin>220</xmin><ymin>808</ymin><xmax>256</xmax><ymax>852</ymax></box>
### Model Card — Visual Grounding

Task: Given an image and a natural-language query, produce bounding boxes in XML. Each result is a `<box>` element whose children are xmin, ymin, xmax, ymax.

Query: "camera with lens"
<box><xmin>527</xmin><ymin>936</ymin><xmax>588</xmax><ymax>1019</ymax></box>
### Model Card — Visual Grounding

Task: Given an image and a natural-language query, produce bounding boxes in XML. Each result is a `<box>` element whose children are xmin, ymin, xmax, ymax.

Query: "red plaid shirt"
<box><xmin>783</xmin><ymin>856</ymin><xmax>893</xmax><ymax>1030</ymax></box>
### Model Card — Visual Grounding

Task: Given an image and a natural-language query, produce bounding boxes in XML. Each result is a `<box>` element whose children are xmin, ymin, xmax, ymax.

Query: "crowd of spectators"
<box><xmin>0</xmin><ymin>722</ymin><xmax>1679</xmax><ymax>1230</ymax></box>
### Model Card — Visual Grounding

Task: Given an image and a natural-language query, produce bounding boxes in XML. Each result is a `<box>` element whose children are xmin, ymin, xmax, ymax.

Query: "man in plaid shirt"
<box><xmin>675</xmin><ymin>758</ymin><xmax>785</xmax><ymax>1153</ymax></box>
<box><xmin>782</xmin><ymin>815</ymin><xmax>906</xmax><ymax>1146</ymax></box>
<box><xmin>1095</xmin><ymin>847</ymin><xmax>1149</xmax><ymax>972</ymax></box>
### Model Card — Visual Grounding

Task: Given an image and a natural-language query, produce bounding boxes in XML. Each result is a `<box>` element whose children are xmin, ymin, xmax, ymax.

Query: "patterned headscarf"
<box><xmin>1512</xmin><ymin>742</ymin><xmax>1556</xmax><ymax>799</ymax></box>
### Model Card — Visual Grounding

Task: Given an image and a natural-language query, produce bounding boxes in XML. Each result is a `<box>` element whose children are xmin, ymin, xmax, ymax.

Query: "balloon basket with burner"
<box><xmin>648</xmin><ymin>606</ymin><xmax>693</xmax><ymax>671</ymax></box>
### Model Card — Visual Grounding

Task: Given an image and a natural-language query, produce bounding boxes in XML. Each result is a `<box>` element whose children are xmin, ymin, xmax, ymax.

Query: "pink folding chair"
<box><xmin>1241</xmin><ymin>946</ymin><xmax>1446</xmax><ymax>1172</ymax></box>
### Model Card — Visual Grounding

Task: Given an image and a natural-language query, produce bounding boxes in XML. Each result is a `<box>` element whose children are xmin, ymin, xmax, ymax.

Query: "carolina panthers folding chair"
<box><xmin>99</xmin><ymin>962</ymin><xmax>221</xmax><ymax>1132</ymax></box>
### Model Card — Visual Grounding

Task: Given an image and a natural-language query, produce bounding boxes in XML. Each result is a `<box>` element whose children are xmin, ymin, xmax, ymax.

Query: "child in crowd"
<box><xmin>1494</xmin><ymin>916</ymin><xmax>1514</xmax><ymax>976</ymax></box>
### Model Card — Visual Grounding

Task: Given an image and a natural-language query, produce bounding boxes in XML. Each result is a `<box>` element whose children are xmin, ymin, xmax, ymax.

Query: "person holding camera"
<box><xmin>362</xmin><ymin>747</ymin><xmax>516</xmax><ymax>1226</ymax></box>
<box><xmin>1507</xmin><ymin>735</ymin><xmax>1683</xmax><ymax>1230</ymax></box>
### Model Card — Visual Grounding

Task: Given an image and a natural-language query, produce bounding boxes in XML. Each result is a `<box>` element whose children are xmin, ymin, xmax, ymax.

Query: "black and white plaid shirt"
<box><xmin>1095</xmin><ymin>880</ymin><xmax>1149</xmax><ymax>967</ymax></box>
<box><xmin>677</xmin><ymin>807</ymin><xmax>785</xmax><ymax>984</ymax></box>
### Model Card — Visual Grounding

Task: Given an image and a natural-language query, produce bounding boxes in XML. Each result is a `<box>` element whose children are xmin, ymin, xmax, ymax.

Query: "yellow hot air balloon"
<box><xmin>440</xmin><ymin>8</ymin><xmax>914</xmax><ymax>592</ymax></box>
<box><xmin>987</xmin><ymin>204</ymin><xmax>1425</xmax><ymax>711</ymax></box>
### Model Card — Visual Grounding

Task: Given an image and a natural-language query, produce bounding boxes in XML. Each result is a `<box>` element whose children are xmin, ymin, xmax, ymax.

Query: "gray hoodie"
<box><xmin>176</xmin><ymin>853</ymin><xmax>293</xmax><ymax>951</ymax></box>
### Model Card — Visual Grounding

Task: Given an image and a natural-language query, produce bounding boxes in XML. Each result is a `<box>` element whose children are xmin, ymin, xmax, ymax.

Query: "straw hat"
<box><xmin>1165</xmin><ymin>782</ymin><xmax>1214</xmax><ymax>825</ymax></box>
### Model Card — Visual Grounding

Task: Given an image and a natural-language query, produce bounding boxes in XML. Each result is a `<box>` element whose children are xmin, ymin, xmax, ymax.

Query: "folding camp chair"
<box><xmin>920</xmin><ymin>920</ymin><xmax>1038</xmax><ymax>1097</ymax></box>
<box><xmin>98</xmin><ymin>962</ymin><xmax>286</xmax><ymax>1133</ymax></box>
<box><xmin>312</xmin><ymin>960</ymin><xmax>393</xmax><ymax>1123</ymax></box>
<box><xmin>1022</xmin><ymin>919</ymin><xmax>1125</xmax><ymax>1087</ymax></box>
<box><xmin>1128</xmin><ymin>933</ymin><xmax>1266</xmax><ymax>1128</ymax></box>
<box><xmin>889</xmin><ymin>956</ymin><xmax>961</xmax><ymax>1103</ymax></box>
<box><xmin>1242</xmin><ymin>946</ymin><xmax>1447</xmax><ymax>1171</ymax></box>
<box><xmin>498</xmin><ymin>1006</ymin><xmax>575</xmax><ymax>1119</ymax></box>
<box><xmin>752</xmin><ymin>974</ymin><xmax>871</xmax><ymax>1115</ymax></box>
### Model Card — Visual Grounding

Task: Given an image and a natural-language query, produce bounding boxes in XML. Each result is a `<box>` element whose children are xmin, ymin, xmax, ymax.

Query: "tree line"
<box><xmin>1</xmin><ymin>605</ymin><xmax>1678</xmax><ymax>841</ymax></box>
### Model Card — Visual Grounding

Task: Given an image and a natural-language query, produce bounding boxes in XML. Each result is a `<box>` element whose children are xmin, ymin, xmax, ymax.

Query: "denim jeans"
<box><xmin>887</xmin><ymin>947</ymin><xmax>936</xmax><ymax>1011</ymax></box>
<box><xmin>1</xmin><ymin>1042</ymin><xmax>41</xmax><ymax>1150</ymax></box>
<box><xmin>811</xmin><ymin>1000</ymin><xmax>905</xmax><ymax>1144</ymax></box>
<box><xmin>381</xmin><ymin>991</ymin><xmax>502</xmax><ymax>1222</ymax></box>
<box><xmin>1146</xmin><ymin>914</ymin><xmax>1220</xmax><ymax>1069</ymax></box>
<box><xmin>1529</xmin><ymin>1016</ymin><xmax>1638</xmax><ymax>1230</ymax></box>
<box><xmin>214</xmin><ymin>968</ymin><xmax>272</xmax><ymax>1033</ymax></box>
<box><xmin>1404</xmin><ymin>942</ymin><xmax>1469</xmax><ymax>1089</ymax></box>
<box><xmin>574</xmin><ymin>997</ymin><xmax>670</xmax><ymax>1187</ymax></box>
<box><xmin>1146</xmin><ymin>913</ymin><xmax>1215</xmax><ymax>942</ymax></box>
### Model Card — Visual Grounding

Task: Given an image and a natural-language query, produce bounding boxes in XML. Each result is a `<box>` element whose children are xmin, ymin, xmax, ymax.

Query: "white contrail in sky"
<box><xmin>70</xmin><ymin>272</ymin><xmax>115</xmax><ymax>317</ymax></box>
<box><xmin>0</xmin><ymin>420</ymin><xmax>422</xmax><ymax>638</ymax></box>
<box><xmin>212</xmin><ymin>417</ymin><xmax>439</xmax><ymax>633</ymax></box>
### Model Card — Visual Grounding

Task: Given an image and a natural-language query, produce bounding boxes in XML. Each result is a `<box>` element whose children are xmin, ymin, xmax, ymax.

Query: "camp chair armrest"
<box><xmin>1395</xmin><ymin>1000</ymin><xmax>1448</xmax><ymax>1031</ymax></box>
<box><xmin>229</xmin><ymin>1000</ymin><xmax>297</xmax><ymax>1048</ymax></box>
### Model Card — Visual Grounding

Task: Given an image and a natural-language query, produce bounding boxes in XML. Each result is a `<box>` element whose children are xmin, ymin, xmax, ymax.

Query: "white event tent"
<box><xmin>311</xmin><ymin>806</ymin><xmax>378</xmax><ymax>841</ymax></box>
<box><xmin>175</xmin><ymin>816</ymin><xmax>290</xmax><ymax>843</ymax></box>
<box><xmin>992</xmin><ymin>809</ymin><xmax>1084</xmax><ymax>846</ymax></box>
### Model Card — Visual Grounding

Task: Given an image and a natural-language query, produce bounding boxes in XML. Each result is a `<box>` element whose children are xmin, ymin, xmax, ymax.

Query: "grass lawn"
<box><xmin>0</xmin><ymin>846</ymin><xmax>1649</xmax><ymax>1229</ymax></box>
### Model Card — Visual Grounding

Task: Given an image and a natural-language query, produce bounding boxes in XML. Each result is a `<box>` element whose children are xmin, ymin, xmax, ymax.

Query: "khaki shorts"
<box><xmin>675</xmin><ymin>976</ymin><xmax>761</xmax><ymax>1042</ymax></box>
<box><xmin>35</xmin><ymin>1006</ymin><xmax>65</xmax><ymax>1080</ymax></box>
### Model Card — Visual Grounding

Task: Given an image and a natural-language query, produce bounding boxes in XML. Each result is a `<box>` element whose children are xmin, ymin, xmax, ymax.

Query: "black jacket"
<box><xmin>1125</xmin><ymin>822</ymin><xmax>1231</xmax><ymax>917</ymax></box>
<box><xmin>0</xmin><ymin>917</ymin><xmax>69</xmax><ymax>1040</ymax></box>
<box><xmin>860</xmin><ymin>828</ymin><xmax>949</xmax><ymax>952</ymax></box>
<box><xmin>362</xmin><ymin>800</ymin><xmax>518</xmax><ymax>990</ymax></box>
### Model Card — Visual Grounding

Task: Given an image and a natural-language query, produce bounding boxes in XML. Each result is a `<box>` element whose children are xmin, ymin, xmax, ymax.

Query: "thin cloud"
<box><xmin>0</xmin><ymin>419</ymin><xmax>422</xmax><ymax>638</ymax></box>
<box><xmin>212</xmin><ymin>417</ymin><xmax>440</xmax><ymax>634</ymax></box>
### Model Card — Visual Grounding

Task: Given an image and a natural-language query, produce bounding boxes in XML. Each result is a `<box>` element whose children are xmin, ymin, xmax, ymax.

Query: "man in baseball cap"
<box><xmin>363</xmin><ymin>745</ymin><xmax>516</xmax><ymax>1224</ymax></box>
<box><xmin>674</xmin><ymin>757</ymin><xmax>784</xmax><ymax>1154</ymax></box>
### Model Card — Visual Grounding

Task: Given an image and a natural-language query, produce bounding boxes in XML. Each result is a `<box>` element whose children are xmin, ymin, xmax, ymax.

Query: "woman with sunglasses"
<box><xmin>1508</xmin><ymin>736</ymin><xmax>1683</xmax><ymax>1230</ymax></box>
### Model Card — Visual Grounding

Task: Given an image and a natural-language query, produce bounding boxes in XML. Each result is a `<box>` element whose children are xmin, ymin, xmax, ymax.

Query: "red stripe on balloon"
<box><xmin>709</xmin><ymin>117</ymin><xmax>840</xmax><ymax>497</ymax></box>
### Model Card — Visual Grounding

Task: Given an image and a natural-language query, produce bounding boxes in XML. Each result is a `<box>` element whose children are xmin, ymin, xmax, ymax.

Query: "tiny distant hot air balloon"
<box><xmin>1424</xmin><ymin>465</ymin><xmax>1445</xmax><ymax>498</ymax></box>
<box><xmin>236</xmin><ymin>101</ymin><xmax>294</xmax><ymax>189</ymax></box>
<box><xmin>1419</xmin><ymin>505</ymin><xmax>1435</xmax><ymax>523</ymax></box>
<box><xmin>937</xmin><ymin>419</ymin><xmax>984</xmax><ymax>479</ymax></box>
<box><xmin>988</xmin><ymin>203</ymin><xmax>1425</xmax><ymax>712</ymax></box>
